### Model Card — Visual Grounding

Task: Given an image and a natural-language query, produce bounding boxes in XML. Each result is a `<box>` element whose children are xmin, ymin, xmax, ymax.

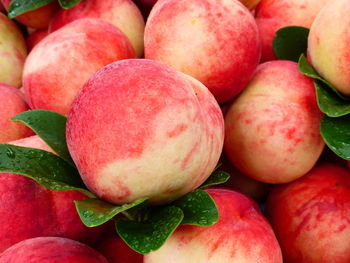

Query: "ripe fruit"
<box><xmin>23</xmin><ymin>18</ymin><xmax>135</xmax><ymax>115</ymax></box>
<box><xmin>145</xmin><ymin>188</ymin><xmax>283</xmax><ymax>263</ymax></box>
<box><xmin>224</xmin><ymin>60</ymin><xmax>324</xmax><ymax>183</ymax></box>
<box><xmin>267</xmin><ymin>163</ymin><xmax>350</xmax><ymax>263</ymax></box>
<box><xmin>144</xmin><ymin>0</ymin><xmax>261</xmax><ymax>103</ymax></box>
<box><xmin>66</xmin><ymin>59</ymin><xmax>224</xmax><ymax>205</ymax></box>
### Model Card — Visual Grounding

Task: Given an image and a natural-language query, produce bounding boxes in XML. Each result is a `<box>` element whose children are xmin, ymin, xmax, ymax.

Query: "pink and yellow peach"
<box><xmin>144</xmin><ymin>0</ymin><xmax>261</xmax><ymax>103</ymax></box>
<box><xmin>145</xmin><ymin>188</ymin><xmax>282</xmax><ymax>263</ymax></box>
<box><xmin>224</xmin><ymin>60</ymin><xmax>324</xmax><ymax>183</ymax></box>
<box><xmin>66</xmin><ymin>59</ymin><xmax>224</xmax><ymax>205</ymax></box>
<box><xmin>308</xmin><ymin>0</ymin><xmax>350</xmax><ymax>95</ymax></box>
<box><xmin>49</xmin><ymin>0</ymin><xmax>145</xmax><ymax>57</ymax></box>
<box><xmin>0</xmin><ymin>13</ymin><xmax>27</xmax><ymax>88</ymax></box>
<box><xmin>23</xmin><ymin>18</ymin><xmax>135</xmax><ymax>115</ymax></box>
<box><xmin>0</xmin><ymin>237</ymin><xmax>108</xmax><ymax>263</ymax></box>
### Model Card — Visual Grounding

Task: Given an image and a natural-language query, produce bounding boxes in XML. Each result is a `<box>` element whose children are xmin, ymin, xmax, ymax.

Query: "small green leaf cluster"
<box><xmin>8</xmin><ymin>0</ymin><xmax>82</xmax><ymax>19</ymax></box>
<box><xmin>274</xmin><ymin>26</ymin><xmax>350</xmax><ymax>160</ymax></box>
<box><xmin>0</xmin><ymin>110</ymin><xmax>229</xmax><ymax>254</ymax></box>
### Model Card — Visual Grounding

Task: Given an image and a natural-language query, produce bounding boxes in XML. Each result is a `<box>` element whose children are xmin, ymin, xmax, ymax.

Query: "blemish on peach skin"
<box><xmin>167</xmin><ymin>124</ymin><xmax>188</xmax><ymax>138</ymax></box>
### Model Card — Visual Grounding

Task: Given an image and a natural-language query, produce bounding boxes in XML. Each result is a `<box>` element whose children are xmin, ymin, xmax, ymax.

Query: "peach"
<box><xmin>49</xmin><ymin>0</ymin><xmax>145</xmax><ymax>57</ymax></box>
<box><xmin>224</xmin><ymin>60</ymin><xmax>324</xmax><ymax>183</ymax></box>
<box><xmin>0</xmin><ymin>83</ymin><xmax>32</xmax><ymax>143</ymax></box>
<box><xmin>0</xmin><ymin>13</ymin><xmax>27</xmax><ymax>88</ymax></box>
<box><xmin>267</xmin><ymin>164</ymin><xmax>350</xmax><ymax>263</ymax></box>
<box><xmin>0</xmin><ymin>135</ymin><xmax>107</xmax><ymax>252</ymax></box>
<box><xmin>144</xmin><ymin>0</ymin><xmax>261</xmax><ymax>104</ymax></box>
<box><xmin>145</xmin><ymin>188</ymin><xmax>282</xmax><ymax>263</ymax></box>
<box><xmin>1</xmin><ymin>0</ymin><xmax>58</xmax><ymax>29</ymax></box>
<box><xmin>23</xmin><ymin>18</ymin><xmax>135</xmax><ymax>115</ymax></box>
<box><xmin>97</xmin><ymin>235</ymin><xmax>143</xmax><ymax>263</ymax></box>
<box><xmin>255</xmin><ymin>0</ymin><xmax>329</xmax><ymax>62</ymax></box>
<box><xmin>66</xmin><ymin>59</ymin><xmax>224</xmax><ymax>205</ymax></box>
<box><xmin>0</xmin><ymin>237</ymin><xmax>108</xmax><ymax>263</ymax></box>
<box><xmin>308</xmin><ymin>0</ymin><xmax>350</xmax><ymax>95</ymax></box>
<box><xmin>26</xmin><ymin>29</ymin><xmax>48</xmax><ymax>52</ymax></box>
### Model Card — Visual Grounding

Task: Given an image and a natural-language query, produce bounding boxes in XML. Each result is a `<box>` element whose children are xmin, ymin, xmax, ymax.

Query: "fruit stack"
<box><xmin>0</xmin><ymin>0</ymin><xmax>349</xmax><ymax>262</ymax></box>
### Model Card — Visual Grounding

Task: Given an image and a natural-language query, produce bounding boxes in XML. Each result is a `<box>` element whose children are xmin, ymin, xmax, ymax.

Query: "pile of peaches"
<box><xmin>1</xmin><ymin>0</ymin><xmax>350</xmax><ymax>262</ymax></box>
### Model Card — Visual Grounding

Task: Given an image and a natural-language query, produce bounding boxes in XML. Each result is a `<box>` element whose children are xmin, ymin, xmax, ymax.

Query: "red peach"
<box><xmin>97</xmin><ymin>235</ymin><xmax>143</xmax><ymax>263</ymax></box>
<box><xmin>224</xmin><ymin>60</ymin><xmax>324</xmax><ymax>183</ymax></box>
<box><xmin>267</xmin><ymin>163</ymin><xmax>350</xmax><ymax>263</ymax></box>
<box><xmin>255</xmin><ymin>0</ymin><xmax>329</xmax><ymax>62</ymax></box>
<box><xmin>0</xmin><ymin>13</ymin><xmax>27</xmax><ymax>88</ymax></box>
<box><xmin>23</xmin><ymin>18</ymin><xmax>135</xmax><ymax>115</ymax></box>
<box><xmin>144</xmin><ymin>0</ymin><xmax>261</xmax><ymax>103</ymax></box>
<box><xmin>0</xmin><ymin>135</ymin><xmax>107</xmax><ymax>252</ymax></box>
<box><xmin>308</xmin><ymin>0</ymin><xmax>350</xmax><ymax>95</ymax></box>
<box><xmin>26</xmin><ymin>29</ymin><xmax>48</xmax><ymax>52</ymax></box>
<box><xmin>66</xmin><ymin>59</ymin><xmax>224</xmax><ymax>205</ymax></box>
<box><xmin>1</xmin><ymin>0</ymin><xmax>58</xmax><ymax>29</ymax></box>
<box><xmin>0</xmin><ymin>83</ymin><xmax>32</xmax><ymax>143</ymax></box>
<box><xmin>0</xmin><ymin>237</ymin><xmax>108</xmax><ymax>263</ymax></box>
<box><xmin>145</xmin><ymin>188</ymin><xmax>282</xmax><ymax>262</ymax></box>
<box><xmin>50</xmin><ymin>0</ymin><xmax>145</xmax><ymax>57</ymax></box>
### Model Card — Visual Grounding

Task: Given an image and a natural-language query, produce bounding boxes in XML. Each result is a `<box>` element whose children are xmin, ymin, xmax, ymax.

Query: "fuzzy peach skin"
<box><xmin>0</xmin><ymin>83</ymin><xmax>32</xmax><ymax>143</ymax></box>
<box><xmin>267</xmin><ymin>164</ymin><xmax>350</xmax><ymax>263</ymax></box>
<box><xmin>26</xmin><ymin>29</ymin><xmax>48</xmax><ymax>52</ymax></box>
<box><xmin>308</xmin><ymin>0</ymin><xmax>350</xmax><ymax>95</ymax></box>
<box><xmin>1</xmin><ymin>0</ymin><xmax>58</xmax><ymax>29</ymax></box>
<box><xmin>255</xmin><ymin>0</ymin><xmax>329</xmax><ymax>62</ymax></box>
<box><xmin>66</xmin><ymin>59</ymin><xmax>224</xmax><ymax>205</ymax></box>
<box><xmin>144</xmin><ymin>0</ymin><xmax>261</xmax><ymax>104</ymax></box>
<box><xmin>0</xmin><ymin>135</ymin><xmax>108</xmax><ymax>252</ymax></box>
<box><xmin>224</xmin><ymin>60</ymin><xmax>324</xmax><ymax>184</ymax></box>
<box><xmin>0</xmin><ymin>237</ymin><xmax>108</xmax><ymax>263</ymax></box>
<box><xmin>0</xmin><ymin>13</ymin><xmax>26</xmax><ymax>88</ymax></box>
<box><xmin>97</xmin><ymin>235</ymin><xmax>143</xmax><ymax>263</ymax></box>
<box><xmin>23</xmin><ymin>18</ymin><xmax>135</xmax><ymax>115</ymax></box>
<box><xmin>49</xmin><ymin>0</ymin><xmax>145</xmax><ymax>57</ymax></box>
<box><xmin>145</xmin><ymin>188</ymin><xmax>282</xmax><ymax>263</ymax></box>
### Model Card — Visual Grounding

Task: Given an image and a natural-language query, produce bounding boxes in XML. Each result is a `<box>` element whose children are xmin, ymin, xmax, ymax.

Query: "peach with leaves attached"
<box><xmin>224</xmin><ymin>60</ymin><xmax>324</xmax><ymax>183</ymax></box>
<box><xmin>66</xmin><ymin>59</ymin><xmax>224</xmax><ymax>205</ymax></box>
<box><xmin>23</xmin><ymin>18</ymin><xmax>135</xmax><ymax>115</ymax></box>
<box><xmin>0</xmin><ymin>237</ymin><xmax>108</xmax><ymax>263</ymax></box>
<box><xmin>145</xmin><ymin>188</ymin><xmax>282</xmax><ymax>263</ymax></box>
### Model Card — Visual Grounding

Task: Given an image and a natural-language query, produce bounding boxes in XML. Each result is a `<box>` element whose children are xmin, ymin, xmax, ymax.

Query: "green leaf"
<box><xmin>58</xmin><ymin>0</ymin><xmax>81</xmax><ymax>9</ymax></box>
<box><xmin>298</xmin><ymin>54</ymin><xmax>349</xmax><ymax>101</ymax></box>
<box><xmin>273</xmin><ymin>26</ymin><xmax>309</xmax><ymax>62</ymax></box>
<box><xmin>0</xmin><ymin>144</ymin><xmax>92</xmax><ymax>197</ymax></box>
<box><xmin>11</xmin><ymin>110</ymin><xmax>74</xmax><ymax>166</ymax></box>
<box><xmin>173</xmin><ymin>190</ymin><xmax>218</xmax><ymax>226</ymax></box>
<box><xmin>8</xmin><ymin>0</ymin><xmax>54</xmax><ymax>18</ymax></box>
<box><xmin>315</xmin><ymin>80</ymin><xmax>350</xmax><ymax>117</ymax></box>
<box><xmin>116</xmin><ymin>206</ymin><xmax>184</xmax><ymax>254</ymax></box>
<box><xmin>200</xmin><ymin>170</ymin><xmax>230</xmax><ymax>189</ymax></box>
<box><xmin>320</xmin><ymin>115</ymin><xmax>350</xmax><ymax>160</ymax></box>
<box><xmin>75</xmin><ymin>198</ymin><xmax>148</xmax><ymax>227</ymax></box>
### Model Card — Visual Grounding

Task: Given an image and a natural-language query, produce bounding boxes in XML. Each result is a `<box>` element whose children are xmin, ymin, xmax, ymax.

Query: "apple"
<box><xmin>26</xmin><ymin>29</ymin><xmax>48</xmax><ymax>52</ymax></box>
<box><xmin>97</xmin><ymin>235</ymin><xmax>143</xmax><ymax>263</ymax></box>
<box><xmin>0</xmin><ymin>237</ymin><xmax>108</xmax><ymax>263</ymax></box>
<box><xmin>1</xmin><ymin>0</ymin><xmax>58</xmax><ymax>29</ymax></box>
<box><xmin>49</xmin><ymin>0</ymin><xmax>145</xmax><ymax>57</ymax></box>
<box><xmin>255</xmin><ymin>0</ymin><xmax>330</xmax><ymax>62</ymax></box>
<box><xmin>145</xmin><ymin>188</ymin><xmax>282</xmax><ymax>262</ymax></box>
<box><xmin>308</xmin><ymin>0</ymin><xmax>350</xmax><ymax>95</ymax></box>
<box><xmin>144</xmin><ymin>0</ymin><xmax>261</xmax><ymax>104</ymax></box>
<box><xmin>267</xmin><ymin>163</ymin><xmax>350</xmax><ymax>263</ymax></box>
<box><xmin>23</xmin><ymin>18</ymin><xmax>135</xmax><ymax>115</ymax></box>
<box><xmin>224</xmin><ymin>60</ymin><xmax>324</xmax><ymax>183</ymax></box>
<box><xmin>0</xmin><ymin>83</ymin><xmax>32</xmax><ymax>143</ymax></box>
<box><xmin>0</xmin><ymin>135</ymin><xmax>108</xmax><ymax>252</ymax></box>
<box><xmin>66</xmin><ymin>59</ymin><xmax>224</xmax><ymax>205</ymax></box>
<box><xmin>0</xmin><ymin>13</ymin><xmax>27</xmax><ymax>88</ymax></box>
